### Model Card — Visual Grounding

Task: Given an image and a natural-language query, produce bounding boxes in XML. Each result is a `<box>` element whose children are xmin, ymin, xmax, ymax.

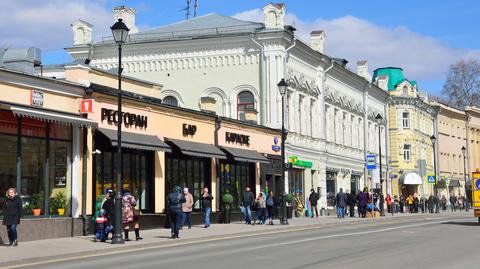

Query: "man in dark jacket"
<box><xmin>242</xmin><ymin>187</ymin><xmax>254</xmax><ymax>224</ymax></box>
<box><xmin>3</xmin><ymin>188</ymin><xmax>22</xmax><ymax>246</ymax></box>
<box><xmin>167</xmin><ymin>186</ymin><xmax>186</xmax><ymax>239</ymax></box>
<box><xmin>347</xmin><ymin>191</ymin><xmax>356</xmax><ymax>217</ymax></box>
<box><xmin>335</xmin><ymin>188</ymin><xmax>347</xmax><ymax>218</ymax></box>
<box><xmin>102</xmin><ymin>189</ymin><xmax>115</xmax><ymax>227</ymax></box>
<box><xmin>309</xmin><ymin>189</ymin><xmax>319</xmax><ymax>218</ymax></box>
<box><xmin>357</xmin><ymin>190</ymin><xmax>367</xmax><ymax>218</ymax></box>
<box><xmin>201</xmin><ymin>187</ymin><xmax>213</xmax><ymax>228</ymax></box>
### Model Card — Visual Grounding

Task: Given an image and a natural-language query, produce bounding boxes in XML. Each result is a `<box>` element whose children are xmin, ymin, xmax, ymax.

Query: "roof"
<box><xmin>372</xmin><ymin>67</ymin><xmax>405</xmax><ymax>91</ymax></box>
<box><xmin>99</xmin><ymin>13</ymin><xmax>264</xmax><ymax>44</ymax></box>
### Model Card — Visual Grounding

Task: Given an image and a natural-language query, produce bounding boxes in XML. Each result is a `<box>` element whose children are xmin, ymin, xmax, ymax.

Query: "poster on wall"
<box><xmin>55</xmin><ymin>169</ymin><xmax>67</xmax><ymax>187</ymax></box>
<box><xmin>55</xmin><ymin>148</ymin><xmax>67</xmax><ymax>187</ymax></box>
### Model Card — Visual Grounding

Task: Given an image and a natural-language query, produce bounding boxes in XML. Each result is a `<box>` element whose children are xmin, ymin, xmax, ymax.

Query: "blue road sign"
<box><xmin>427</xmin><ymin>175</ymin><xmax>436</xmax><ymax>184</ymax></box>
<box><xmin>366</xmin><ymin>154</ymin><xmax>376</xmax><ymax>170</ymax></box>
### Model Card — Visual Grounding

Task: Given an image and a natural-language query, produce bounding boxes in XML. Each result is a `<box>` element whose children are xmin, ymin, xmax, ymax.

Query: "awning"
<box><xmin>98</xmin><ymin>128</ymin><xmax>171</xmax><ymax>152</ymax></box>
<box><xmin>220</xmin><ymin>146</ymin><xmax>269</xmax><ymax>163</ymax></box>
<box><xmin>11</xmin><ymin>106</ymin><xmax>97</xmax><ymax>128</ymax></box>
<box><xmin>449</xmin><ymin>179</ymin><xmax>461</xmax><ymax>187</ymax></box>
<box><xmin>166</xmin><ymin>138</ymin><xmax>226</xmax><ymax>159</ymax></box>
<box><xmin>399</xmin><ymin>171</ymin><xmax>422</xmax><ymax>185</ymax></box>
<box><xmin>436</xmin><ymin>181</ymin><xmax>447</xmax><ymax>188</ymax></box>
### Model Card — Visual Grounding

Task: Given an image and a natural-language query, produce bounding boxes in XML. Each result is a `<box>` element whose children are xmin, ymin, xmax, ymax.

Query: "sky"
<box><xmin>1</xmin><ymin>0</ymin><xmax>479</xmax><ymax>95</ymax></box>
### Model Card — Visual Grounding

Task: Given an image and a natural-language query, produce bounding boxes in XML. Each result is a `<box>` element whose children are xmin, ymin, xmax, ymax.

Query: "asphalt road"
<box><xmin>17</xmin><ymin>215</ymin><xmax>480</xmax><ymax>269</ymax></box>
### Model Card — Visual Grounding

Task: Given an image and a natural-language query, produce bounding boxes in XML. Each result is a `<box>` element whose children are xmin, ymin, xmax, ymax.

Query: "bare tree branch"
<box><xmin>442</xmin><ymin>59</ymin><xmax>480</xmax><ymax>108</ymax></box>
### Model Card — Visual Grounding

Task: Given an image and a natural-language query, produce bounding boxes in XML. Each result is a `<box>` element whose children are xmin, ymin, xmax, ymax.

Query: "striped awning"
<box><xmin>11</xmin><ymin>106</ymin><xmax>97</xmax><ymax>128</ymax></box>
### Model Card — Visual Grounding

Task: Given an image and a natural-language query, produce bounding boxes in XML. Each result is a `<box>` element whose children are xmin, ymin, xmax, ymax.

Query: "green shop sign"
<box><xmin>288</xmin><ymin>156</ymin><xmax>313</xmax><ymax>168</ymax></box>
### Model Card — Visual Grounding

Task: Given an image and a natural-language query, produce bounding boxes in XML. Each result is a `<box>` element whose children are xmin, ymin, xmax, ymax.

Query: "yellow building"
<box><xmin>373</xmin><ymin>67</ymin><xmax>437</xmax><ymax>198</ymax></box>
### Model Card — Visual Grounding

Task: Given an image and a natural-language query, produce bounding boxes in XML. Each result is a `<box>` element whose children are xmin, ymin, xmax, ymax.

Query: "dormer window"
<box><xmin>402</xmin><ymin>86</ymin><xmax>408</xmax><ymax>96</ymax></box>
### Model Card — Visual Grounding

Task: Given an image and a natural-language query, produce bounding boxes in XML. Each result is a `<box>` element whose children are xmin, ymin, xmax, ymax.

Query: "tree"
<box><xmin>442</xmin><ymin>59</ymin><xmax>480</xmax><ymax>108</ymax></box>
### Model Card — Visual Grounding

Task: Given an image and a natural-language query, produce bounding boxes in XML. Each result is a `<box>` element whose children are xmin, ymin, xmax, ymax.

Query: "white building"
<box><xmin>66</xmin><ymin>3</ymin><xmax>388</xmax><ymax>208</ymax></box>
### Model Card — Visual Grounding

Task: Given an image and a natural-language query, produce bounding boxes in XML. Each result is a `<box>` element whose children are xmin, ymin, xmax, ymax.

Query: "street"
<box><xmin>15</xmin><ymin>215</ymin><xmax>478</xmax><ymax>269</ymax></box>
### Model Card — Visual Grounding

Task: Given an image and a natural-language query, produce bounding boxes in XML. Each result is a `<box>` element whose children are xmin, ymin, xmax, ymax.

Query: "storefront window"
<box><xmin>0</xmin><ymin>110</ymin><xmax>73</xmax><ymax>217</ymax></box>
<box><xmin>220</xmin><ymin>161</ymin><xmax>255</xmax><ymax>209</ymax></box>
<box><xmin>165</xmin><ymin>153</ymin><xmax>210</xmax><ymax>211</ymax></box>
<box><xmin>326</xmin><ymin>171</ymin><xmax>337</xmax><ymax>207</ymax></box>
<box><xmin>288</xmin><ymin>169</ymin><xmax>305</xmax><ymax>204</ymax></box>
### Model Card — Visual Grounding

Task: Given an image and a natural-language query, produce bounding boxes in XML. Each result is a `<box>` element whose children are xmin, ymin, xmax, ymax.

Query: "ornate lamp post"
<box><xmin>110</xmin><ymin>19</ymin><xmax>129</xmax><ymax>244</ymax></box>
<box><xmin>278</xmin><ymin>79</ymin><xmax>289</xmax><ymax>225</ymax></box>
<box><xmin>462</xmin><ymin>146</ymin><xmax>469</xmax><ymax>212</ymax></box>
<box><xmin>430</xmin><ymin>135</ymin><xmax>437</xmax><ymax>198</ymax></box>
<box><xmin>375</xmin><ymin>114</ymin><xmax>385</xmax><ymax>216</ymax></box>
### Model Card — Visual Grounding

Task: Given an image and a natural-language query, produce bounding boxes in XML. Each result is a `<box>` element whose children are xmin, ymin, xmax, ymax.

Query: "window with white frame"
<box><xmin>402</xmin><ymin>112</ymin><xmax>410</xmax><ymax>128</ymax></box>
<box><xmin>403</xmin><ymin>144</ymin><xmax>411</xmax><ymax>161</ymax></box>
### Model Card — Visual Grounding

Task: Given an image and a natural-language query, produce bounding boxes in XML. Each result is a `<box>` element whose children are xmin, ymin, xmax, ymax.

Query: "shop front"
<box><xmin>0</xmin><ymin>69</ymin><xmax>97</xmax><ymax>241</ymax></box>
<box><xmin>399</xmin><ymin>171</ymin><xmax>422</xmax><ymax>197</ymax></box>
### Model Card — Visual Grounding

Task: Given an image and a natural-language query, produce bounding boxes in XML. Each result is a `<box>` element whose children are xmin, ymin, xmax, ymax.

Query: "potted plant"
<box><xmin>285</xmin><ymin>193</ymin><xmax>294</xmax><ymax>219</ymax></box>
<box><xmin>222</xmin><ymin>193</ymin><xmax>233</xmax><ymax>224</ymax></box>
<box><xmin>51</xmin><ymin>191</ymin><xmax>67</xmax><ymax>216</ymax></box>
<box><xmin>29</xmin><ymin>193</ymin><xmax>43</xmax><ymax>216</ymax></box>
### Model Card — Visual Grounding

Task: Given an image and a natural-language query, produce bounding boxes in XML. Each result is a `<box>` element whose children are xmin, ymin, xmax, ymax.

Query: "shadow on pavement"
<box><xmin>441</xmin><ymin>221</ymin><xmax>480</xmax><ymax>226</ymax></box>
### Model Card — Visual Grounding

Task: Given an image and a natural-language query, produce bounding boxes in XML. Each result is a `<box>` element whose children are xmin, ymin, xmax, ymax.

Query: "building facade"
<box><xmin>66</xmin><ymin>3</ymin><xmax>389</xmax><ymax>209</ymax></box>
<box><xmin>373</xmin><ymin>67</ymin><xmax>437</xmax><ymax>198</ymax></box>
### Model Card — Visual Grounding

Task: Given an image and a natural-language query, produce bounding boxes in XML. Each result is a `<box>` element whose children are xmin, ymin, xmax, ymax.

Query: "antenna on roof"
<box><xmin>185</xmin><ymin>0</ymin><xmax>191</xmax><ymax>20</ymax></box>
<box><xmin>194</xmin><ymin>0</ymin><xmax>198</xmax><ymax>18</ymax></box>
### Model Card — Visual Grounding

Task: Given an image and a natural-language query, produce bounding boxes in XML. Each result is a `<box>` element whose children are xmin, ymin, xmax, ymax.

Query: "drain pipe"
<box><xmin>251</xmin><ymin>35</ymin><xmax>265</xmax><ymax>125</ymax></box>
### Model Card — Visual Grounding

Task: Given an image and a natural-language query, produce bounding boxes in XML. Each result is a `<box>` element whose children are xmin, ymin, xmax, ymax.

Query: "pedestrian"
<box><xmin>102</xmin><ymin>189</ymin><xmax>115</xmax><ymax>240</ymax></box>
<box><xmin>357</xmin><ymin>189</ymin><xmax>367</xmax><ymax>218</ymax></box>
<box><xmin>309</xmin><ymin>189</ymin><xmax>319</xmax><ymax>218</ymax></box>
<box><xmin>385</xmin><ymin>194</ymin><xmax>393</xmax><ymax>216</ymax></box>
<box><xmin>406</xmin><ymin>195</ymin><xmax>414</xmax><ymax>213</ymax></box>
<box><xmin>335</xmin><ymin>188</ymin><xmax>347</xmax><ymax>218</ymax></box>
<box><xmin>266</xmin><ymin>191</ymin><xmax>275</xmax><ymax>225</ymax></box>
<box><xmin>167</xmin><ymin>186</ymin><xmax>186</xmax><ymax>239</ymax></box>
<box><xmin>3</xmin><ymin>188</ymin><xmax>22</xmax><ymax>247</ymax></box>
<box><xmin>449</xmin><ymin>194</ymin><xmax>457</xmax><ymax>212</ymax></box>
<box><xmin>399</xmin><ymin>196</ymin><xmax>405</xmax><ymax>213</ymax></box>
<box><xmin>346</xmin><ymin>190</ymin><xmax>356</xmax><ymax>217</ymax></box>
<box><xmin>253</xmin><ymin>192</ymin><xmax>266</xmax><ymax>225</ymax></box>
<box><xmin>180</xmin><ymin>187</ymin><xmax>193</xmax><ymax>230</ymax></box>
<box><xmin>393</xmin><ymin>195</ymin><xmax>399</xmax><ymax>213</ymax></box>
<box><xmin>242</xmin><ymin>187</ymin><xmax>254</xmax><ymax>224</ymax></box>
<box><xmin>441</xmin><ymin>195</ymin><xmax>447</xmax><ymax>211</ymax></box>
<box><xmin>428</xmin><ymin>195</ymin><xmax>434</xmax><ymax>214</ymax></box>
<box><xmin>201</xmin><ymin>187</ymin><xmax>213</xmax><ymax>228</ymax></box>
<box><xmin>122</xmin><ymin>190</ymin><xmax>142</xmax><ymax>241</ymax></box>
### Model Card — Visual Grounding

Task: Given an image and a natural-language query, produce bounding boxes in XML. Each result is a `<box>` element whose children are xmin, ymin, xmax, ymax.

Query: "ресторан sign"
<box><xmin>101</xmin><ymin>108</ymin><xmax>148</xmax><ymax>128</ymax></box>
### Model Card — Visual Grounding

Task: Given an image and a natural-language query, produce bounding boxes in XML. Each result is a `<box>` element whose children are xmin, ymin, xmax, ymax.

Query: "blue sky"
<box><xmin>1</xmin><ymin>0</ymin><xmax>479</xmax><ymax>94</ymax></box>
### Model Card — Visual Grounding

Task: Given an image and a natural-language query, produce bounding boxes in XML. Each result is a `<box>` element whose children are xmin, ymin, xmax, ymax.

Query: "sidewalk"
<box><xmin>0</xmin><ymin>211</ymin><xmax>471</xmax><ymax>267</ymax></box>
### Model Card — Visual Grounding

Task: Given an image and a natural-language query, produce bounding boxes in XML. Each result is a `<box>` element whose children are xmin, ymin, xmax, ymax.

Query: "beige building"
<box><xmin>465</xmin><ymin>107</ymin><xmax>480</xmax><ymax>198</ymax></box>
<box><xmin>434</xmin><ymin>102</ymin><xmax>468</xmax><ymax>198</ymax></box>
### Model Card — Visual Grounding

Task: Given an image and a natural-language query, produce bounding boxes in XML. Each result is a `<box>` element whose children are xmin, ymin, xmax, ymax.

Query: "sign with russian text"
<box><xmin>30</xmin><ymin>90</ymin><xmax>44</xmax><ymax>107</ymax></box>
<box><xmin>101</xmin><ymin>108</ymin><xmax>148</xmax><ymax>129</ymax></box>
<box><xmin>366</xmin><ymin>154</ymin><xmax>376</xmax><ymax>170</ymax></box>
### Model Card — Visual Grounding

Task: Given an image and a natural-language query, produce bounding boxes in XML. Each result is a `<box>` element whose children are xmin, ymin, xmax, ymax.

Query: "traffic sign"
<box><xmin>475</xmin><ymin>178</ymin><xmax>480</xmax><ymax>190</ymax></box>
<box><xmin>427</xmin><ymin>175</ymin><xmax>436</xmax><ymax>184</ymax></box>
<box><xmin>366</xmin><ymin>154</ymin><xmax>376</xmax><ymax>170</ymax></box>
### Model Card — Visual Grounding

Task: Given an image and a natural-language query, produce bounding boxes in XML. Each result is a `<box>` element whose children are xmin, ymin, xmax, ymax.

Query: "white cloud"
<box><xmin>234</xmin><ymin>9</ymin><xmax>480</xmax><ymax>86</ymax></box>
<box><xmin>0</xmin><ymin>0</ymin><xmax>112</xmax><ymax>51</ymax></box>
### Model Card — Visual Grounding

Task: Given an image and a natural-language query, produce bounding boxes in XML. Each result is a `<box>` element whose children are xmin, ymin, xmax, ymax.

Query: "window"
<box><xmin>402</xmin><ymin>86</ymin><xmax>408</xmax><ymax>96</ymax></box>
<box><xmin>402</xmin><ymin>112</ymin><xmax>410</xmax><ymax>128</ymax></box>
<box><xmin>163</xmin><ymin>96</ymin><xmax>178</xmax><ymax>107</ymax></box>
<box><xmin>288</xmin><ymin>169</ymin><xmax>305</xmax><ymax>205</ymax></box>
<box><xmin>237</xmin><ymin>91</ymin><xmax>254</xmax><ymax>121</ymax></box>
<box><xmin>403</xmin><ymin>144</ymin><xmax>411</xmax><ymax>161</ymax></box>
<box><xmin>298</xmin><ymin>95</ymin><xmax>303</xmax><ymax>133</ymax></box>
<box><xmin>220</xmin><ymin>162</ymin><xmax>255</xmax><ymax>209</ymax></box>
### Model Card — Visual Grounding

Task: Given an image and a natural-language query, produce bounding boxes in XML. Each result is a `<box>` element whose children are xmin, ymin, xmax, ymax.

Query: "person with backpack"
<box><xmin>266</xmin><ymin>191</ymin><xmax>275</xmax><ymax>225</ymax></box>
<box><xmin>309</xmin><ymin>189</ymin><xmax>319</xmax><ymax>218</ymax></box>
<box><xmin>167</xmin><ymin>186</ymin><xmax>186</xmax><ymax>239</ymax></box>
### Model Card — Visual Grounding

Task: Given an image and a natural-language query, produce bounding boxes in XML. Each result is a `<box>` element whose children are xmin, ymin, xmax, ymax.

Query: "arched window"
<box><xmin>402</xmin><ymin>86</ymin><xmax>408</xmax><ymax>96</ymax></box>
<box><xmin>163</xmin><ymin>96</ymin><xmax>178</xmax><ymax>107</ymax></box>
<box><xmin>237</xmin><ymin>91</ymin><xmax>254</xmax><ymax>120</ymax></box>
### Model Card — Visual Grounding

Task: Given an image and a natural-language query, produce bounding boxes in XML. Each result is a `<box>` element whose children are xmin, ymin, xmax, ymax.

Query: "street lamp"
<box><xmin>110</xmin><ymin>19</ymin><xmax>129</xmax><ymax>245</ymax></box>
<box><xmin>375</xmin><ymin>113</ymin><xmax>385</xmax><ymax>216</ymax></box>
<box><xmin>462</xmin><ymin>146</ymin><xmax>469</xmax><ymax>212</ymax></box>
<box><xmin>430</xmin><ymin>135</ymin><xmax>438</xmax><ymax>200</ymax></box>
<box><xmin>278</xmin><ymin>78</ymin><xmax>288</xmax><ymax>225</ymax></box>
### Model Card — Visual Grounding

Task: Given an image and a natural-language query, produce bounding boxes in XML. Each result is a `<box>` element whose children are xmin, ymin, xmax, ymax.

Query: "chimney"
<box><xmin>310</xmin><ymin>30</ymin><xmax>325</xmax><ymax>53</ymax></box>
<box><xmin>199</xmin><ymin>96</ymin><xmax>217</xmax><ymax>114</ymax></box>
<box><xmin>3</xmin><ymin>47</ymin><xmax>41</xmax><ymax>75</ymax></box>
<box><xmin>356</xmin><ymin>60</ymin><xmax>371</xmax><ymax>80</ymax></box>
<box><xmin>376</xmin><ymin>75</ymin><xmax>389</xmax><ymax>91</ymax></box>
<box><xmin>263</xmin><ymin>3</ymin><xmax>285</xmax><ymax>29</ymax></box>
<box><xmin>113</xmin><ymin>6</ymin><xmax>138</xmax><ymax>34</ymax></box>
<box><xmin>71</xmin><ymin>20</ymin><xmax>93</xmax><ymax>46</ymax></box>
